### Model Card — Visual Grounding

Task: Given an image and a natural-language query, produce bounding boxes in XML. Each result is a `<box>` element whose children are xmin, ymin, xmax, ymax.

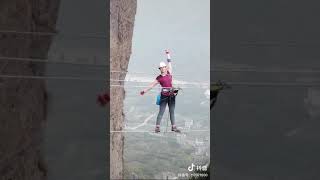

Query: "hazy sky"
<box><xmin>128</xmin><ymin>0</ymin><xmax>210</xmax><ymax>82</ymax></box>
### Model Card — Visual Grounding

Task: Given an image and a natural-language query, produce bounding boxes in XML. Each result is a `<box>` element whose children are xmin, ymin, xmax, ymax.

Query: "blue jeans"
<box><xmin>156</xmin><ymin>94</ymin><xmax>176</xmax><ymax>126</ymax></box>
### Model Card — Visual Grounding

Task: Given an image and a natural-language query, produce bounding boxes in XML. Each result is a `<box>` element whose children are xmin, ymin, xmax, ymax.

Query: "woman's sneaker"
<box><xmin>155</xmin><ymin>126</ymin><xmax>160</xmax><ymax>133</ymax></box>
<box><xmin>171</xmin><ymin>126</ymin><xmax>181</xmax><ymax>133</ymax></box>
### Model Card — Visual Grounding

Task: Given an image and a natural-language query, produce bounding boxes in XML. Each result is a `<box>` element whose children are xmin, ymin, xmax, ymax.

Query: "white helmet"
<box><xmin>159</xmin><ymin>61</ymin><xmax>167</xmax><ymax>68</ymax></box>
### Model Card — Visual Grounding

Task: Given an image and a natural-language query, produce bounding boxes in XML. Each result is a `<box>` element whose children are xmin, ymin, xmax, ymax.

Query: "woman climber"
<box><xmin>140</xmin><ymin>50</ymin><xmax>181</xmax><ymax>133</ymax></box>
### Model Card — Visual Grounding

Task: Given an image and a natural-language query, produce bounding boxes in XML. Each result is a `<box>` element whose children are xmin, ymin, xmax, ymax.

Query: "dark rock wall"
<box><xmin>0</xmin><ymin>1</ymin><xmax>60</xmax><ymax>179</ymax></box>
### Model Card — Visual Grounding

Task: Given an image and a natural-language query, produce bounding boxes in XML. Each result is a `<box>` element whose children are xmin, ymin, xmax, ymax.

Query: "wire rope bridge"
<box><xmin>2</xmin><ymin>30</ymin><xmax>320</xmax><ymax>133</ymax></box>
<box><xmin>2</xmin><ymin>60</ymin><xmax>320</xmax><ymax>128</ymax></box>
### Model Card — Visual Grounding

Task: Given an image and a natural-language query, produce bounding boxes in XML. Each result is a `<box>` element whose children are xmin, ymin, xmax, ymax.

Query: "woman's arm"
<box><xmin>140</xmin><ymin>80</ymin><xmax>159</xmax><ymax>95</ymax></box>
<box><xmin>166</xmin><ymin>50</ymin><xmax>172</xmax><ymax>74</ymax></box>
<box><xmin>167</xmin><ymin>61</ymin><xmax>172</xmax><ymax>74</ymax></box>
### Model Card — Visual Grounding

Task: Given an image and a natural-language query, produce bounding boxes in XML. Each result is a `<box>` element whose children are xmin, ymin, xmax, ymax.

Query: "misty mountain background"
<box><xmin>128</xmin><ymin>0</ymin><xmax>210</xmax><ymax>82</ymax></box>
<box><xmin>123</xmin><ymin>0</ymin><xmax>210</xmax><ymax>179</ymax></box>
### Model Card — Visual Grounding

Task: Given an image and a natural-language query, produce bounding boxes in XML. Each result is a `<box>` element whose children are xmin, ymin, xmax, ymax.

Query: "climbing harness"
<box><xmin>156</xmin><ymin>87</ymin><xmax>181</xmax><ymax>106</ymax></box>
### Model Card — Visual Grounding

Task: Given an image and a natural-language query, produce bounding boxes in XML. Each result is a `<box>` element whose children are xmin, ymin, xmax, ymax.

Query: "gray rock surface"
<box><xmin>110</xmin><ymin>0</ymin><xmax>137</xmax><ymax>179</ymax></box>
<box><xmin>0</xmin><ymin>1</ymin><xmax>60</xmax><ymax>179</ymax></box>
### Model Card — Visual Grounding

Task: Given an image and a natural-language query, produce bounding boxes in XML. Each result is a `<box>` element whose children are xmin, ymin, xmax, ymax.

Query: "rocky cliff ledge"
<box><xmin>110</xmin><ymin>0</ymin><xmax>137</xmax><ymax>179</ymax></box>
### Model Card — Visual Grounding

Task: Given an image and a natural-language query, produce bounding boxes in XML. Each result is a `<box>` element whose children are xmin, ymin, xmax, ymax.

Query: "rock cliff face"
<box><xmin>0</xmin><ymin>1</ymin><xmax>60</xmax><ymax>179</ymax></box>
<box><xmin>110</xmin><ymin>0</ymin><xmax>137</xmax><ymax>179</ymax></box>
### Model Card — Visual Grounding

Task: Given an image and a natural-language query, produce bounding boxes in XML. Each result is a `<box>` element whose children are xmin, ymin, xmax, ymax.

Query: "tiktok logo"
<box><xmin>188</xmin><ymin>163</ymin><xmax>195</xmax><ymax>171</ymax></box>
<box><xmin>188</xmin><ymin>163</ymin><xmax>207</xmax><ymax>172</ymax></box>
